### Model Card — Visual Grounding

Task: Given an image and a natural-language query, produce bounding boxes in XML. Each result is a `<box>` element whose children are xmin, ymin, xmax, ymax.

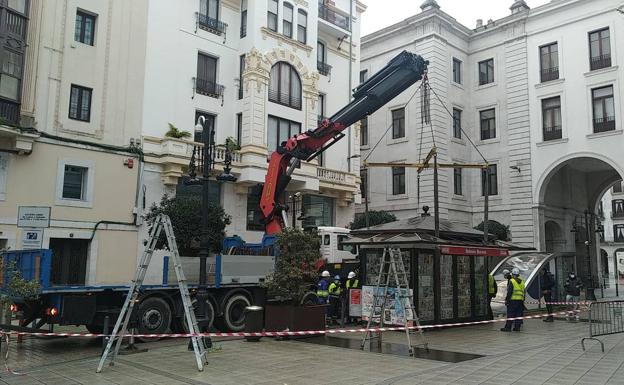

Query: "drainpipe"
<box><xmin>347</xmin><ymin>0</ymin><xmax>353</xmax><ymax>172</ymax></box>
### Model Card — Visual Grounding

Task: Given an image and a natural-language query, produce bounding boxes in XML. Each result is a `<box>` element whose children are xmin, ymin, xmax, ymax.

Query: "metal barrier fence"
<box><xmin>581</xmin><ymin>301</ymin><xmax>624</xmax><ymax>353</ymax></box>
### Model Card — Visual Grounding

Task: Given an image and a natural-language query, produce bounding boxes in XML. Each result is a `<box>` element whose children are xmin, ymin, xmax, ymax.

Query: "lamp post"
<box><xmin>188</xmin><ymin>115</ymin><xmax>237</xmax><ymax>339</ymax></box>
<box><xmin>288</xmin><ymin>192</ymin><xmax>308</xmax><ymax>228</ymax></box>
<box><xmin>570</xmin><ymin>210</ymin><xmax>601</xmax><ymax>301</ymax></box>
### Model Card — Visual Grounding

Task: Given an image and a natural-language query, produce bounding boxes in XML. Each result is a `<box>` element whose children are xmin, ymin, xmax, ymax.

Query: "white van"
<box><xmin>318</xmin><ymin>227</ymin><xmax>357</xmax><ymax>263</ymax></box>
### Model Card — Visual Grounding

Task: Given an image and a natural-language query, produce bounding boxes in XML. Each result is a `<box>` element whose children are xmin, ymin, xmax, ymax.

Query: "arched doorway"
<box><xmin>538</xmin><ymin>156</ymin><xmax>623</xmax><ymax>299</ymax></box>
<box><xmin>544</xmin><ymin>220</ymin><xmax>564</xmax><ymax>253</ymax></box>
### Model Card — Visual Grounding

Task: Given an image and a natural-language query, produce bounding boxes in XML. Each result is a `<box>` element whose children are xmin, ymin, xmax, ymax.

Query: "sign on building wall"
<box><xmin>349</xmin><ymin>288</ymin><xmax>362</xmax><ymax>317</ymax></box>
<box><xmin>360</xmin><ymin>285</ymin><xmax>413</xmax><ymax>326</ymax></box>
<box><xmin>21</xmin><ymin>229</ymin><xmax>44</xmax><ymax>250</ymax></box>
<box><xmin>17</xmin><ymin>206</ymin><xmax>51</xmax><ymax>228</ymax></box>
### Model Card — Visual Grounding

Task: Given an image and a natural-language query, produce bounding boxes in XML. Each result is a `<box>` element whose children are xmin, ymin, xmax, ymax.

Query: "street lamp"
<box><xmin>188</xmin><ymin>115</ymin><xmax>238</xmax><ymax>341</ymax></box>
<box><xmin>570</xmin><ymin>210</ymin><xmax>600</xmax><ymax>301</ymax></box>
<box><xmin>288</xmin><ymin>192</ymin><xmax>309</xmax><ymax>228</ymax></box>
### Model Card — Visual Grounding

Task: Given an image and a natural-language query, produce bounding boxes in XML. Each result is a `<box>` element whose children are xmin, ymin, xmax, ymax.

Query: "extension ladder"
<box><xmin>96</xmin><ymin>214</ymin><xmax>207</xmax><ymax>372</ymax></box>
<box><xmin>360</xmin><ymin>247</ymin><xmax>428</xmax><ymax>356</ymax></box>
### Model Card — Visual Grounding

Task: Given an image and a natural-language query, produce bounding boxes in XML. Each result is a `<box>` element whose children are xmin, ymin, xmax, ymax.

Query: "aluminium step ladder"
<box><xmin>96</xmin><ymin>214</ymin><xmax>207</xmax><ymax>373</ymax></box>
<box><xmin>360</xmin><ymin>247</ymin><xmax>428</xmax><ymax>356</ymax></box>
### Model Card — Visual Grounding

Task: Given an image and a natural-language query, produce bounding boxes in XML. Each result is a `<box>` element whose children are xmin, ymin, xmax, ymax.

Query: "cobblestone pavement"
<box><xmin>0</xmin><ymin>317</ymin><xmax>623</xmax><ymax>385</ymax></box>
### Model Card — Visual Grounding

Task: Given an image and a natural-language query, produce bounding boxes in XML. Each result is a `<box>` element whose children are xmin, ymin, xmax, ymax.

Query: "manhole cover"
<box><xmin>298</xmin><ymin>336</ymin><xmax>484</xmax><ymax>363</ymax></box>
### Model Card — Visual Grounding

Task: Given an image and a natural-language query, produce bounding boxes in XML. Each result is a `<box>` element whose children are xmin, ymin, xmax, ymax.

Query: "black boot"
<box><xmin>500</xmin><ymin>327</ymin><xmax>511</xmax><ymax>332</ymax></box>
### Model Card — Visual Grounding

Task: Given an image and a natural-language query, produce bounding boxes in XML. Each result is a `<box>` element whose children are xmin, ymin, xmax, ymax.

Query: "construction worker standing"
<box><xmin>317</xmin><ymin>270</ymin><xmax>330</xmax><ymax>305</ymax></box>
<box><xmin>487</xmin><ymin>273</ymin><xmax>497</xmax><ymax>320</ymax></box>
<box><xmin>501</xmin><ymin>268</ymin><xmax>525</xmax><ymax>332</ymax></box>
<box><xmin>328</xmin><ymin>275</ymin><xmax>342</xmax><ymax>322</ymax></box>
<box><xmin>346</xmin><ymin>271</ymin><xmax>359</xmax><ymax>290</ymax></box>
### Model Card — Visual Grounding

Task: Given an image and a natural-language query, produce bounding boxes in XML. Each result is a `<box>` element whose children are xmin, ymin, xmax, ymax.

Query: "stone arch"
<box><xmin>536</xmin><ymin>152</ymin><xmax>624</xmax><ymax>204</ymax></box>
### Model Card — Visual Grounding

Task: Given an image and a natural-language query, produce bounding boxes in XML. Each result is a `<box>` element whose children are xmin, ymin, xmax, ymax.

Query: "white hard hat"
<box><xmin>321</xmin><ymin>270</ymin><xmax>330</xmax><ymax>277</ymax></box>
<box><xmin>348</xmin><ymin>272</ymin><xmax>356</xmax><ymax>279</ymax></box>
<box><xmin>502</xmin><ymin>269</ymin><xmax>510</xmax><ymax>275</ymax></box>
<box><xmin>512</xmin><ymin>268</ymin><xmax>520</xmax><ymax>276</ymax></box>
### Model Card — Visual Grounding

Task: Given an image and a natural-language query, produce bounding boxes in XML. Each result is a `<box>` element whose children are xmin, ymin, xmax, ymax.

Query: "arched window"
<box><xmin>269</xmin><ymin>62</ymin><xmax>302</xmax><ymax>109</ymax></box>
<box><xmin>283</xmin><ymin>3</ymin><xmax>293</xmax><ymax>38</ymax></box>
<box><xmin>297</xmin><ymin>10</ymin><xmax>307</xmax><ymax>44</ymax></box>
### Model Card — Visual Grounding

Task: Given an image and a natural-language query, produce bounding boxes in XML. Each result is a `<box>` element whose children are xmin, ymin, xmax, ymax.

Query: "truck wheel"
<box><xmin>223</xmin><ymin>294</ymin><xmax>251</xmax><ymax>332</ymax></box>
<box><xmin>180</xmin><ymin>298</ymin><xmax>215</xmax><ymax>333</ymax></box>
<box><xmin>137</xmin><ymin>297</ymin><xmax>171</xmax><ymax>341</ymax></box>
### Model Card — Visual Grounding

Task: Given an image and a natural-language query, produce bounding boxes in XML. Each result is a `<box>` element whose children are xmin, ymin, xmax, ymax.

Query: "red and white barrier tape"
<box><xmin>493</xmin><ymin>301</ymin><xmax>592</xmax><ymax>306</ymax></box>
<box><xmin>0</xmin><ymin>309</ymin><xmax>583</xmax><ymax>340</ymax></box>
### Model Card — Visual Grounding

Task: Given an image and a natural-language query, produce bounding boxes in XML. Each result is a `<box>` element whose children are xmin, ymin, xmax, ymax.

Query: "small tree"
<box><xmin>165</xmin><ymin>123</ymin><xmax>192</xmax><ymax>139</ymax></box>
<box><xmin>475</xmin><ymin>220</ymin><xmax>510</xmax><ymax>241</ymax></box>
<box><xmin>263</xmin><ymin>228</ymin><xmax>321</xmax><ymax>302</ymax></box>
<box><xmin>0</xmin><ymin>259</ymin><xmax>41</xmax><ymax>323</ymax></box>
<box><xmin>350</xmin><ymin>210</ymin><xmax>397</xmax><ymax>230</ymax></box>
<box><xmin>144</xmin><ymin>195</ymin><xmax>231</xmax><ymax>255</ymax></box>
<box><xmin>224</xmin><ymin>136</ymin><xmax>240</xmax><ymax>152</ymax></box>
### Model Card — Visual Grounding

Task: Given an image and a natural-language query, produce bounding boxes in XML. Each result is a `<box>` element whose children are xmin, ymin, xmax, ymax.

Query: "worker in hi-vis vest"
<box><xmin>501</xmin><ymin>268</ymin><xmax>525</xmax><ymax>332</ymax></box>
<box><xmin>487</xmin><ymin>273</ymin><xmax>497</xmax><ymax>320</ymax></box>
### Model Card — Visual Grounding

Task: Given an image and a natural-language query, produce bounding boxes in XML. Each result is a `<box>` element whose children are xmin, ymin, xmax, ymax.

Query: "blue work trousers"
<box><xmin>504</xmin><ymin>300</ymin><xmax>524</xmax><ymax>329</ymax></box>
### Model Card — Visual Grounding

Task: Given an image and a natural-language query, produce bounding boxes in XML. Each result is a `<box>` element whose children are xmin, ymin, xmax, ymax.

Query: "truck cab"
<box><xmin>318</xmin><ymin>227</ymin><xmax>357</xmax><ymax>263</ymax></box>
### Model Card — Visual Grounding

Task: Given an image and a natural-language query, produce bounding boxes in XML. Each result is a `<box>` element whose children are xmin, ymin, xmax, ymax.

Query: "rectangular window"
<box><xmin>297</xmin><ymin>10</ymin><xmax>307</xmax><ymax>44</ymax></box>
<box><xmin>0</xmin><ymin>51</ymin><xmax>23</xmax><ymax>101</ymax></box>
<box><xmin>592</xmin><ymin>85</ymin><xmax>615</xmax><ymax>133</ymax></box>
<box><xmin>318</xmin><ymin>93</ymin><xmax>325</xmax><ymax>120</ymax></box>
<box><xmin>246</xmin><ymin>186</ymin><xmax>264</xmax><ymax>231</ymax></box>
<box><xmin>360</xmin><ymin>70</ymin><xmax>368</xmax><ymax>84</ymax></box>
<box><xmin>7</xmin><ymin>0</ymin><xmax>27</xmax><ymax>14</ymax></box>
<box><xmin>614</xmin><ymin>182</ymin><xmax>623</xmax><ymax>194</ymax></box>
<box><xmin>392</xmin><ymin>108</ymin><xmax>405</xmax><ymax>139</ymax></box>
<box><xmin>62</xmin><ymin>165</ymin><xmax>88</xmax><ymax>200</ymax></box>
<box><xmin>452</xmin><ymin>58</ymin><xmax>462</xmax><ymax>84</ymax></box>
<box><xmin>194</xmin><ymin>111</ymin><xmax>215</xmax><ymax>143</ymax></box>
<box><xmin>612</xmin><ymin>199</ymin><xmax>624</xmax><ymax>218</ymax></box>
<box><xmin>268</xmin><ymin>115</ymin><xmax>301</xmax><ymax>152</ymax></box>
<box><xmin>478</xmin><ymin>59</ymin><xmax>494</xmax><ymax>85</ymax></box>
<box><xmin>238</xmin><ymin>54</ymin><xmax>245</xmax><ymax>99</ymax></box>
<box><xmin>283</xmin><ymin>3</ymin><xmax>293</xmax><ymax>38</ymax></box>
<box><xmin>614</xmin><ymin>224</ymin><xmax>624</xmax><ymax>243</ymax></box>
<box><xmin>360</xmin><ymin>118</ymin><xmax>368</xmax><ymax>146</ymax></box>
<box><xmin>479</xmin><ymin>108</ymin><xmax>496</xmax><ymax>140</ymax></box>
<box><xmin>452</xmin><ymin>108</ymin><xmax>462</xmax><ymax>139</ymax></box>
<box><xmin>360</xmin><ymin>169</ymin><xmax>367</xmax><ymax>200</ymax></box>
<box><xmin>453</xmin><ymin>168</ymin><xmax>462</xmax><ymax>196</ymax></box>
<box><xmin>267</xmin><ymin>0</ymin><xmax>278</xmax><ymax>32</ymax></box>
<box><xmin>200</xmin><ymin>0</ymin><xmax>219</xmax><ymax>19</ymax></box>
<box><xmin>302</xmin><ymin>195</ymin><xmax>335</xmax><ymax>227</ymax></box>
<box><xmin>240</xmin><ymin>0</ymin><xmax>247</xmax><ymax>37</ymax></box>
<box><xmin>75</xmin><ymin>10</ymin><xmax>96</xmax><ymax>46</ymax></box>
<box><xmin>196</xmin><ymin>53</ymin><xmax>219</xmax><ymax>97</ymax></box>
<box><xmin>68</xmin><ymin>85</ymin><xmax>92</xmax><ymax>122</ymax></box>
<box><xmin>392</xmin><ymin>167</ymin><xmax>406</xmax><ymax>195</ymax></box>
<box><xmin>481</xmin><ymin>164</ymin><xmax>498</xmax><ymax>196</ymax></box>
<box><xmin>236</xmin><ymin>113</ymin><xmax>242</xmax><ymax>146</ymax></box>
<box><xmin>589</xmin><ymin>28</ymin><xmax>611</xmax><ymax>71</ymax></box>
<box><xmin>542</xmin><ymin>96</ymin><xmax>562</xmax><ymax>141</ymax></box>
<box><xmin>540</xmin><ymin>42</ymin><xmax>559</xmax><ymax>82</ymax></box>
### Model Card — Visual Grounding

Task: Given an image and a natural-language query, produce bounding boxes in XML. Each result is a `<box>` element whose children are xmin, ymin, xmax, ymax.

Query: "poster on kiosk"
<box><xmin>356</xmin><ymin>286</ymin><xmax>414</xmax><ymax>326</ymax></box>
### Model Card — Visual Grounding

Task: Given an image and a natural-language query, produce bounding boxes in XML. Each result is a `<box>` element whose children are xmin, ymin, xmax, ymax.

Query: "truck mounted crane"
<box><xmin>260</xmin><ymin>51</ymin><xmax>428</xmax><ymax>234</ymax></box>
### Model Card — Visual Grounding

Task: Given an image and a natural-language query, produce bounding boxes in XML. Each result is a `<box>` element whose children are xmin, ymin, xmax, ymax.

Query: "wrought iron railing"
<box><xmin>195</xmin><ymin>78</ymin><xmax>225</xmax><ymax>99</ymax></box>
<box><xmin>543</xmin><ymin>125</ymin><xmax>562</xmax><ymax>141</ymax></box>
<box><xmin>0</xmin><ymin>99</ymin><xmax>20</xmax><ymax>125</ymax></box>
<box><xmin>593</xmin><ymin>116</ymin><xmax>615</xmax><ymax>133</ymax></box>
<box><xmin>317</xmin><ymin>61</ymin><xmax>332</xmax><ymax>76</ymax></box>
<box><xmin>268</xmin><ymin>89</ymin><xmax>302</xmax><ymax>110</ymax></box>
<box><xmin>590</xmin><ymin>54</ymin><xmax>611</xmax><ymax>71</ymax></box>
<box><xmin>318</xmin><ymin>3</ymin><xmax>350</xmax><ymax>31</ymax></box>
<box><xmin>188</xmin><ymin>144</ymin><xmax>241</xmax><ymax>177</ymax></box>
<box><xmin>240</xmin><ymin>24</ymin><xmax>247</xmax><ymax>38</ymax></box>
<box><xmin>540</xmin><ymin>67</ymin><xmax>559</xmax><ymax>82</ymax></box>
<box><xmin>198</xmin><ymin>13</ymin><xmax>227</xmax><ymax>36</ymax></box>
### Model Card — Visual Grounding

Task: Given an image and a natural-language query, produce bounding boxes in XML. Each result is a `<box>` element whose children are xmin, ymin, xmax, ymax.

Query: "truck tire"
<box><xmin>178</xmin><ymin>298</ymin><xmax>215</xmax><ymax>333</ymax></box>
<box><xmin>222</xmin><ymin>294</ymin><xmax>251</xmax><ymax>332</ymax></box>
<box><xmin>137</xmin><ymin>297</ymin><xmax>171</xmax><ymax>340</ymax></box>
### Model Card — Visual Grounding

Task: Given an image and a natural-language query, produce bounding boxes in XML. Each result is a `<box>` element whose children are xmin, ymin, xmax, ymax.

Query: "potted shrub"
<box><xmin>263</xmin><ymin>228</ymin><xmax>326</xmax><ymax>334</ymax></box>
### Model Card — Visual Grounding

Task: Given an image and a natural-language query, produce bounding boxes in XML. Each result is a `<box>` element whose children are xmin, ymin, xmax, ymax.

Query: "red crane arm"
<box><xmin>260</xmin><ymin>51</ymin><xmax>428</xmax><ymax>234</ymax></box>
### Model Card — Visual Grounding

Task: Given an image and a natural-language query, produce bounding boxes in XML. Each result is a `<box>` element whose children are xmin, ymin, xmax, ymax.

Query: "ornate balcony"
<box><xmin>543</xmin><ymin>125</ymin><xmax>562</xmax><ymax>141</ymax></box>
<box><xmin>593</xmin><ymin>116</ymin><xmax>615</xmax><ymax>133</ymax></box>
<box><xmin>317</xmin><ymin>61</ymin><xmax>332</xmax><ymax>77</ymax></box>
<box><xmin>318</xmin><ymin>3</ymin><xmax>350</xmax><ymax>32</ymax></box>
<box><xmin>590</xmin><ymin>54</ymin><xmax>611</xmax><ymax>71</ymax></box>
<box><xmin>197</xmin><ymin>13</ymin><xmax>227</xmax><ymax>36</ymax></box>
<box><xmin>540</xmin><ymin>67</ymin><xmax>559</xmax><ymax>83</ymax></box>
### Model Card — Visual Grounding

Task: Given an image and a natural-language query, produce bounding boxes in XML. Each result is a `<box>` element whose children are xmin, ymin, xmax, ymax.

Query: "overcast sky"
<box><xmin>361</xmin><ymin>0</ymin><xmax>551</xmax><ymax>36</ymax></box>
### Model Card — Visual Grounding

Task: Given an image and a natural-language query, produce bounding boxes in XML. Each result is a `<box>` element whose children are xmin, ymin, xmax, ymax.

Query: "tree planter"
<box><xmin>264</xmin><ymin>301</ymin><xmax>326</xmax><ymax>336</ymax></box>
